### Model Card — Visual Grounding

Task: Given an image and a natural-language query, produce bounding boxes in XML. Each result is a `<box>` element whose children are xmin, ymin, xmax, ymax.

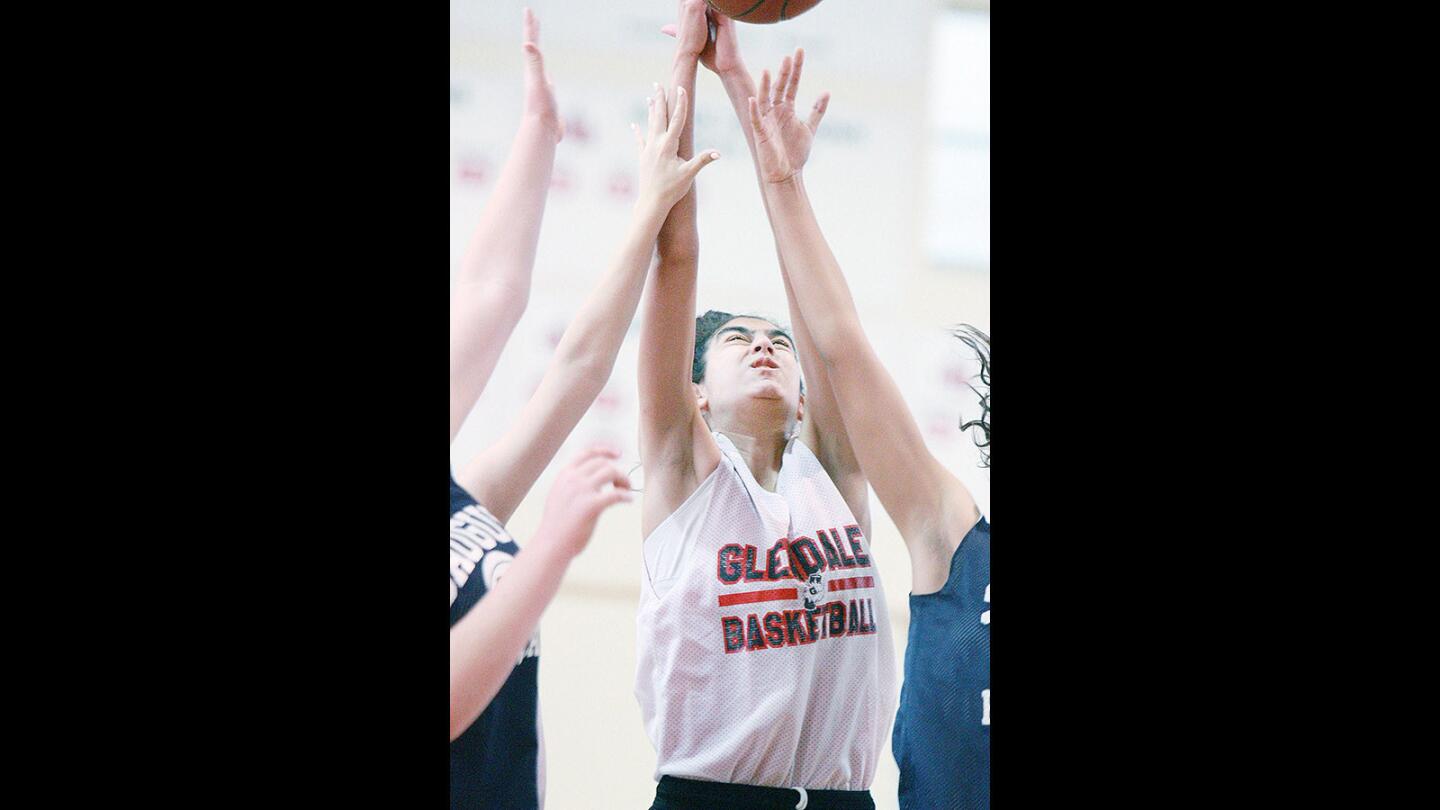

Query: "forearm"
<box><xmin>461</xmin><ymin>205</ymin><xmax>666</xmax><ymax>515</ymax></box>
<box><xmin>720</xmin><ymin>69</ymin><xmax>760</xmax><ymax>161</ymax></box>
<box><xmin>761</xmin><ymin>177</ymin><xmax>866</xmax><ymax>364</ymax></box>
<box><xmin>553</xmin><ymin>205</ymin><xmax>667</xmax><ymax>384</ymax></box>
<box><xmin>636</xmin><ymin>240</ymin><xmax>702</xmax><ymax>457</ymax></box>
<box><xmin>449</xmin><ymin>538</ymin><xmax>572</xmax><ymax>741</ymax></box>
<box><xmin>657</xmin><ymin>52</ymin><xmax>701</xmax><ymax>262</ymax></box>
<box><xmin>458</xmin><ymin>117</ymin><xmax>558</xmax><ymax>298</ymax></box>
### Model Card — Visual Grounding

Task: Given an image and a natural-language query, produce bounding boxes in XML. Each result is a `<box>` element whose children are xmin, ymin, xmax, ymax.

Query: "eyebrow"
<box><xmin>715</xmin><ymin>326</ymin><xmax>794</xmax><ymax>343</ymax></box>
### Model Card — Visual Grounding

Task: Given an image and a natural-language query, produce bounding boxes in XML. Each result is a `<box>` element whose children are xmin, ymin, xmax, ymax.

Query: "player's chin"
<box><xmin>747</xmin><ymin>383</ymin><xmax>787</xmax><ymax>400</ymax></box>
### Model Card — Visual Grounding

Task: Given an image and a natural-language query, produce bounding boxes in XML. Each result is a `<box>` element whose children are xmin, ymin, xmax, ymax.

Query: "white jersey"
<box><xmin>635</xmin><ymin>432</ymin><xmax>897</xmax><ymax>790</ymax></box>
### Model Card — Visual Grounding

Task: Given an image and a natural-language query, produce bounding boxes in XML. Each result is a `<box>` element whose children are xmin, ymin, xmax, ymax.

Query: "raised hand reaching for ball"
<box><xmin>747</xmin><ymin>48</ymin><xmax>830</xmax><ymax>185</ymax></box>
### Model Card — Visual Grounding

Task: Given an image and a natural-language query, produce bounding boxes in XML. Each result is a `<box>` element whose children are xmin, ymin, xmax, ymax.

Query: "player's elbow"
<box><xmin>459</xmin><ymin>274</ymin><xmax>531</xmax><ymax>327</ymax></box>
<box><xmin>809</xmin><ymin>332</ymin><xmax>849</xmax><ymax>368</ymax></box>
<box><xmin>655</xmin><ymin>244</ymin><xmax>699</xmax><ymax>268</ymax></box>
<box><xmin>810</xmin><ymin>317</ymin><xmax>867</xmax><ymax>369</ymax></box>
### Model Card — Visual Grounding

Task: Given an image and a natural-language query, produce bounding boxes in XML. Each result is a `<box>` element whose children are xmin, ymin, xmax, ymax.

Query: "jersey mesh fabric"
<box><xmin>635</xmin><ymin>434</ymin><xmax>897</xmax><ymax>790</ymax></box>
<box><xmin>893</xmin><ymin>516</ymin><xmax>989</xmax><ymax>809</ymax></box>
<box><xmin>450</xmin><ymin>472</ymin><xmax>543</xmax><ymax>808</ymax></box>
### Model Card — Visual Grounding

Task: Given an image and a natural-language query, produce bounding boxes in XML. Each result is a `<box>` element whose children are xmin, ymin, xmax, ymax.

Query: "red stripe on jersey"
<box><xmin>717</xmin><ymin>587</ymin><xmax>799</xmax><ymax>607</ymax></box>
<box><xmin>828</xmin><ymin>576</ymin><xmax>875</xmax><ymax>592</ymax></box>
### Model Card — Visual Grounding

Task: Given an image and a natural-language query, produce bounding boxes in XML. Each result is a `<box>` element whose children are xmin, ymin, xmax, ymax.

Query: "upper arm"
<box><xmin>820</xmin><ymin>331</ymin><xmax>976</xmax><ymax>551</ymax></box>
<box><xmin>636</xmin><ymin>257</ymin><xmax>721</xmax><ymax>535</ymax></box>
<box><xmin>639</xmin><ymin>44</ymin><xmax>718</xmax><ymax>533</ymax></box>
<box><xmin>784</xmin><ymin>273</ymin><xmax>869</xmax><ymax>533</ymax></box>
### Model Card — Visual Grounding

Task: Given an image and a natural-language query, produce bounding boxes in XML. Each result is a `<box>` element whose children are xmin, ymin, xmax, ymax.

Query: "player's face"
<box><xmin>699</xmin><ymin>317</ymin><xmax>802</xmax><ymax>418</ymax></box>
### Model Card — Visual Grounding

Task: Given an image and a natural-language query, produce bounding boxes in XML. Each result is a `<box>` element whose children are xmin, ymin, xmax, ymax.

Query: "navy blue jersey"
<box><xmin>893</xmin><ymin>516</ymin><xmax>989</xmax><ymax>810</ymax></box>
<box><xmin>450</xmin><ymin>471</ymin><xmax>541</xmax><ymax>809</ymax></box>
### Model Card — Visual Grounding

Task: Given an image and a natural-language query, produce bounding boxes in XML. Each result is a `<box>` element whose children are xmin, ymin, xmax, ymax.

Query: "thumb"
<box><xmin>660</xmin><ymin>24</ymin><xmax>677</xmax><ymax>37</ymax></box>
<box><xmin>807</xmin><ymin>92</ymin><xmax>831</xmax><ymax>133</ymax></box>
<box><xmin>682</xmin><ymin>150</ymin><xmax>721</xmax><ymax>180</ymax></box>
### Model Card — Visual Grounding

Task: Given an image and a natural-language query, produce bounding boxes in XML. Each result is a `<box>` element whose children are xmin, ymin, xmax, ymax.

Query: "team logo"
<box><xmin>482</xmin><ymin>550</ymin><xmax>514</xmax><ymax>590</ymax></box>
<box><xmin>803</xmin><ymin>572</ymin><xmax>824</xmax><ymax>611</ymax></box>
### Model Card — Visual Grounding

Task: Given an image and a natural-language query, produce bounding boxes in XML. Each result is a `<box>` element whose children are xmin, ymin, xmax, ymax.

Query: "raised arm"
<box><xmin>638</xmin><ymin>0</ymin><xmax>722</xmax><ymax>536</ymax></box>
<box><xmin>458</xmin><ymin>82</ymin><xmax>719</xmax><ymax>523</ymax></box>
<box><xmin>449</xmin><ymin>8</ymin><xmax>564</xmax><ymax>443</ymax></box>
<box><xmin>747</xmin><ymin>51</ymin><xmax>979</xmax><ymax>587</ymax></box>
<box><xmin>692</xmin><ymin>16</ymin><xmax>868</xmax><ymax>534</ymax></box>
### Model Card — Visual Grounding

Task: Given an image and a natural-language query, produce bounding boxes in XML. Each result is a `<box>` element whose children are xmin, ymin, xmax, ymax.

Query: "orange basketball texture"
<box><xmin>704</xmin><ymin>0</ymin><xmax>824</xmax><ymax>25</ymax></box>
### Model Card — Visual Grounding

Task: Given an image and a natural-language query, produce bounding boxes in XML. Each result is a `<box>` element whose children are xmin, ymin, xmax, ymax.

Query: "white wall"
<box><xmin>451</xmin><ymin>2</ymin><xmax>989</xmax><ymax>807</ymax></box>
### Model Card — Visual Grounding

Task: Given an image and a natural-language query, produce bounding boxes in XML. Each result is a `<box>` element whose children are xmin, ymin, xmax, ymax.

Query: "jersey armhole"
<box><xmin>641</xmin><ymin>460</ymin><xmax>726</xmax><ymax>600</ymax></box>
<box><xmin>911</xmin><ymin>513</ymin><xmax>988</xmax><ymax>599</ymax></box>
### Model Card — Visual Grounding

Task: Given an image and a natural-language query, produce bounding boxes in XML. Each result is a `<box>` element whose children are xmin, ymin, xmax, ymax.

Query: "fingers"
<box><xmin>597</xmin><ymin>486</ymin><xmax>635</xmax><ymax>508</ymax></box>
<box><xmin>807</xmin><ymin>92</ymin><xmax>830</xmax><ymax>133</ymax></box>
<box><xmin>578</xmin><ymin>456</ymin><xmax>630</xmax><ymax>493</ymax></box>
<box><xmin>666</xmin><ymin>86</ymin><xmax>688</xmax><ymax>143</ymax></box>
<box><xmin>681</xmin><ymin>0</ymin><xmax>707</xmax><ymax>44</ymax></box>
<box><xmin>656</xmin><ymin>84</ymin><xmax>671</xmax><ymax>133</ymax></box>
<box><xmin>660</xmin><ymin>23</ymin><xmax>677</xmax><ymax>37</ymax></box>
<box><xmin>575</xmin><ymin>460</ymin><xmax>624</xmax><ymax>490</ymax></box>
<box><xmin>521</xmin><ymin>10</ymin><xmax>545</xmax><ymax>77</ymax></box>
<box><xmin>758</xmin><ymin>70</ymin><xmax>771</xmax><ymax>117</ymax></box>
<box><xmin>647</xmin><ymin>84</ymin><xmax>664</xmax><ymax>140</ymax></box>
<box><xmin>587</xmin><ymin>461</ymin><xmax>631</xmax><ymax>492</ymax></box>
<box><xmin>787</xmin><ymin>48</ymin><xmax>804</xmax><ymax>106</ymax></box>
<box><xmin>523</xmin><ymin>7</ymin><xmax>539</xmax><ymax>46</ymax></box>
<box><xmin>774</xmin><ymin>56</ymin><xmax>792</xmax><ymax>109</ymax></box>
<box><xmin>568</xmin><ymin>445</ymin><xmax>620</xmax><ymax>471</ymax></box>
<box><xmin>682</xmin><ymin>149</ymin><xmax>722</xmax><ymax>181</ymax></box>
<box><xmin>747</xmin><ymin>96</ymin><xmax>765</xmax><ymax>137</ymax></box>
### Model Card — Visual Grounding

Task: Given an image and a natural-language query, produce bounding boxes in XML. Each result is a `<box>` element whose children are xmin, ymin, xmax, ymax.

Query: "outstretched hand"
<box><xmin>748</xmin><ymin>48</ymin><xmax>830</xmax><ymax>184</ymax></box>
<box><xmin>660</xmin><ymin>0</ymin><xmax>709</xmax><ymax>60</ymax></box>
<box><xmin>661</xmin><ymin>2</ymin><xmax>744</xmax><ymax>77</ymax></box>
<box><xmin>521</xmin><ymin>7</ymin><xmax>564</xmax><ymax>143</ymax></box>
<box><xmin>535</xmin><ymin>446</ymin><xmax>632</xmax><ymax>560</ymax></box>
<box><xmin>633</xmin><ymin>83</ymin><xmax>721</xmax><ymax>214</ymax></box>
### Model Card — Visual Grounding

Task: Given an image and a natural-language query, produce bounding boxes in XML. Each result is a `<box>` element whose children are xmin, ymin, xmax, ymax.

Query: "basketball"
<box><xmin>704</xmin><ymin>0</ymin><xmax>824</xmax><ymax>25</ymax></box>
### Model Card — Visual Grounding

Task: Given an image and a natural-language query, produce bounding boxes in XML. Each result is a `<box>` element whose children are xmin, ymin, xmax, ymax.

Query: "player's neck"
<box><xmin>717</xmin><ymin>427</ymin><xmax>789</xmax><ymax>492</ymax></box>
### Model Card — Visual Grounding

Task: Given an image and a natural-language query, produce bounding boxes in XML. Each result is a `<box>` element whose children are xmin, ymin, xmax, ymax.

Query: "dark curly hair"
<box><xmin>692</xmin><ymin>310</ymin><xmax>738</xmax><ymax>384</ymax></box>
<box><xmin>954</xmin><ymin>324</ymin><xmax>989</xmax><ymax>467</ymax></box>
<box><xmin>692</xmin><ymin>310</ymin><xmax>804</xmax><ymax>394</ymax></box>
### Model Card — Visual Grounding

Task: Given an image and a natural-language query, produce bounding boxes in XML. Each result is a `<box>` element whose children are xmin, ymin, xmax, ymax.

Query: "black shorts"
<box><xmin>648</xmin><ymin>775</ymin><xmax>876</xmax><ymax>810</ymax></box>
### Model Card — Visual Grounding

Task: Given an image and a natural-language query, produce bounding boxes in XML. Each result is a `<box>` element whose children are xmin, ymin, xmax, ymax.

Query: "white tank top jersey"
<box><xmin>635</xmin><ymin>432</ymin><xmax>897</xmax><ymax>790</ymax></box>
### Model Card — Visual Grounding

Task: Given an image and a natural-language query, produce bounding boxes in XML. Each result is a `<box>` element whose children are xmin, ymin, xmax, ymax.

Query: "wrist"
<box><xmin>519</xmin><ymin>111</ymin><xmax>561</xmax><ymax>139</ymax></box>
<box><xmin>765</xmin><ymin>172</ymin><xmax>806</xmax><ymax>193</ymax></box>
<box><xmin>719</xmin><ymin>69</ymin><xmax>752</xmax><ymax>101</ymax></box>
<box><xmin>528</xmin><ymin>521</ymin><xmax>583</xmax><ymax>565</ymax></box>
<box><xmin>718</xmin><ymin>63</ymin><xmax>750</xmax><ymax>86</ymax></box>
<box><xmin>634</xmin><ymin>194</ymin><xmax>670</xmax><ymax>227</ymax></box>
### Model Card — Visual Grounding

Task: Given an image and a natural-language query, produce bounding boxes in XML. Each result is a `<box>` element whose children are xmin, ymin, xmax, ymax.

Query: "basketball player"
<box><xmin>716</xmin><ymin>21</ymin><xmax>991</xmax><ymax>807</ymax></box>
<box><xmin>636</xmin><ymin>4</ymin><xmax>895</xmax><ymax>808</ymax></box>
<box><xmin>450</xmin><ymin>9</ymin><xmax>719</xmax><ymax>807</ymax></box>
